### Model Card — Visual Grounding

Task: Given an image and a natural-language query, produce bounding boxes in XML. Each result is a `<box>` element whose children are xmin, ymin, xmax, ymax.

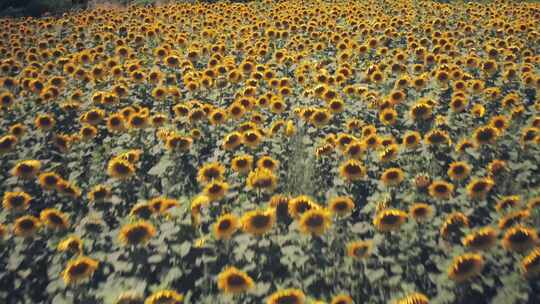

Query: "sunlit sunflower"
<box><xmin>331</xmin><ymin>294</ymin><xmax>353</xmax><ymax>304</ymax></box>
<box><xmin>447</xmin><ymin>161</ymin><xmax>471</xmax><ymax>181</ymax></box>
<box><xmin>257</xmin><ymin>156</ymin><xmax>280</xmax><ymax>172</ymax></box>
<box><xmin>424</xmin><ymin>129</ymin><xmax>450</xmax><ymax>146</ymax></box>
<box><xmin>38</xmin><ymin>171</ymin><xmax>61</xmax><ymax>190</ymax></box>
<box><xmin>58</xmin><ymin>235</ymin><xmax>83</xmax><ymax>254</ymax></box>
<box><xmin>13</xmin><ymin>215</ymin><xmax>40</xmax><ymax>237</ymax></box>
<box><xmin>213</xmin><ymin>213</ymin><xmax>239</xmax><ymax>240</ymax></box>
<box><xmin>246</xmin><ymin>168</ymin><xmax>278</xmax><ymax>192</ymax></box>
<box><xmin>144</xmin><ymin>290</ymin><xmax>183</xmax><ymax>304</ymax></box>
<box><xmin>267</xmin><ymin>289</ymin><xmax>305</xmax><ymax>304</ymax></box>
<box><xmin>428</xmin><ymin>180</ymin><xmax>454</xmax><ymax>200</ymax></box>
<box><xmin>203</xmin><ymin>180</ymin><xmax>229</xmax><ymax>202</ymax></box>
<box><xmin>2</xmin><ymin>191</ymin><xmax>31</xmax><ymax>211</ymax></box>
<box><xmin>521</xmin><ymin>248</ymin><xmax>540</xmax><ymax>279</ymax></box>
<box><xmin>88</xmin><ymin>185</ymin><xmax>112</xmax><ymax>202</ymax></box>
<box><xmin>11</xmin><ymin>160</ymin><xmax>41</xmax><ymax>179</ymax></box>
<box><xmin>473</xmin><ymin>126</ymin><xmax>499</xmax><ymax>145</ymax></box>
<box><xmin>394</xmin><ymin>292</ymin><xmax>429</xmax><ymax>304</ymax></box>
<box><xmin>448</xmin><ymin>253</ymin><xmax>484</xmax><ymax>283</ymax></box>
<box><xmin>410</xmin><ymin>102</ymin><xmax>432</xmax><ymax>121</ymax></box>
<box><xmin>298</xmin><ymin>209</ymin><xmax>332</xmax><ymax>236</ymax></box>
<box><xmin>402</xmin><ymin>131</ymin><xmax>421</xmax><ymax>149</ymax></box>
<box><xmin>495</xmin><ymin>195</ymin><xmax>521</xmax><ymax>213</ymax></box>
<box><xmin>288</xmin><ymin>195</ymin><xmax>320</xmax><ymax>219</ymax></box>
<box><xmin>310</xmin><ymin>108</ymin><xmax>332</xmax><ymax>127</ymax></box>
<box><xmin>328</xmin><ymin>196</ymin><xmax>355</xmax><ymax>217</ymax></box>
<box><xmin>241</xmin><ymin>209</ymin><xmax>276</xmax><ymax>236</ymax></box>
<box><xmin>346</xmin><ymin>240</ymin><xmax>373</xmax><ymax>260</ymax></box>
<box><xmin>231</xmin><ymin>155</ymin><xmax>253</xmax><ymax>175</ymax></box>
<box><xmin>62</xmin><ymin>256</ymin><xmax>99</xmax><ymax>285</ymax></box>
<box><xmin>56</xmin><ymin>179</ymin><xmax>82</xmax><ymax>198</ymax></box>
<box><xmin>107</xmin><ymin>157</ymin><xmax>135</xmax><ymax>180</ymax></box>
<box><xmin>339</xmin><ymin>159</ymin><xmax>366</xmax><ymax>182</ymax></box>
<box><xmin>119</xmin><ymin>221</ymin><xmax>157</xmax><ymax>246</ymax></box>
<box><xmin>440</xmin><ymin>212</ymin><xmax>470</xmax><ymax>241</ymax></box>
<box><xmin>373</xmin><ymin>209</ymin><xmax>408</xmax><ymax>232</ymax></box>
<box><xmin>409</xmin><ymin>203</ymin><xmax>434</xmax><ymax>223</ymax></box>
<box><xmin>197</xmin><ymin>162</ymin><xmax>225</xmax><ymax>185</ymax></box>
<box><xmin>466</xmin><ymin>177</ymin><xmax>494</xmax><ymax>200</ymax></box>
<box><xmin>269</xmin><ymin>195</ymin><xmax>290</xmax><ymax>220</ymax></box>
<box><xmin>502</xmin><ymin>226</ymin><xmax>538</xmax><ymax>253</ymax></box>
<box><xmin>379</xmin><ymin>108</ymin><xmax>398</xmax><ymax>125</ymax></box>
<box><xmin>489</xmin><ymin>115</ymin><xmax>509</xmax><ymax>132</ymax></box>
<box><xmin>35</xmin><ymin>113</ymin><xmax>56</xmax><ymax>131</ymax></box>
<box><xmin>40</xmin><ymin>208</ymin><xmax>69</xmax><ymax>230</ymax></box>
<box><xmin>380</xmin><ymin>167</ymin><xmax>405</xmax><ymax>187</ymax></box>
<box><xmin>217</xmin><ymin>266</ymin><xmax>255</xmax><ymax>294</ymax></box>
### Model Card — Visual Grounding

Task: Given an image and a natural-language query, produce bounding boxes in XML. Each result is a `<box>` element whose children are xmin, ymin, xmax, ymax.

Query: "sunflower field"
<box><xmin>1</xmin><ymin>0</ymin><xmax>540</xmax><ymax>303</ymax></box>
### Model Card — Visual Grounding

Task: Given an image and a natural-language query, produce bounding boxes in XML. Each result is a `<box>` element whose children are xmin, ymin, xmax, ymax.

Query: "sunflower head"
<box><xmin>62</xmin><ymin>256</ymin><xmax>99</xmax><ymax>285</ymax></box>
<box><xmin>447</xmin><ymin>161</ymin><xmax>471</xmax><ymax>181</ymax></box>
<box><xmin>247</xmin><ymin>168</ymin><xmax>278</xmax><ymax>193</ymax></box>
<box><xmin>13</xmin><ymin>215</ymin><xmax>40</xmax><ymax>237</ymax></box>
<box><xmin>2</xmin><ymin>191</ymin><xmax>32</xmax><ymax>212</ymax></box>
<box><xmin>88</xmin><ymin>185</ymin><xmax>112</xmax><ymax>202</ymax></box>
<box><xmin>346</xmin><ymin>240</ymin><xmax>373</xmax><ymax>260</ymax></box>
<box><xmin>329</xmin><ymin>196</ymin><xmax>355</xmax><ymax>217</ymax></box>
<box><xmin>11</xmin><ymin>160</ymin><xmax>41</xmax><ymax>179</ymax></box>
<box><xmin>288</xmin><ymin>195</ymin><xmax>319</xmax><ymax>219</ymax></box>
<box><xmin>448</xmin><ymin>253</ymin><xmax>484</xmax><ymax>283</ymax></box>
<box><xmin>267</xmin><ymin>289</ymin><xmax>306</xmax><ymax>304</ymax></box>
<box><xmin>381</xmin><ymin>167</ymin><xmax>405</xmax><ymax>187</ymax></box>
<box><xmin>217</xmin><ymin>266</ymin><xmax>255</xmax><ymax>294</ymax></box>
<box><xmin>241</xmin><ymin>209</ymin><xmax>276</xmax><ymax>236</ymax></box>
<box><xmin>521</xmin><ymin>248</ymin><xmax>540</xmax><ymax>279</ymax></box>
<box><xmin>144</xmin><ymin>290</ymin><xmax>183</xmax><ymax>304</ymax></box>
<box><xmin>115</xmin><ymin>291</ymin><xmax>144</xmax><ymax>304</ymax></box>
<box><xmin>428</xmin><ymin>180</ymin><xmax>454</xmax><ymax>200</ymax></box>
<box><xmin>462</xmin><ymin>227</ymin><xmax>498</xmax><ymax>251</ymax></box>
<box><xmin>339</xmin><ymin>159</ymin><xmax>366</xmax><ymax>182</ymax></box>
<box><xmin>394</xmin><ymin>292</ymin><xmax>429</xmax><ymax>304</ymax></box>
<box><xmin>502</xmin><ymin>226</ymin><xmax>538</xmax><ymax>253</ymax></box>
<box><xmin>298</xmin><ymin>209</ymin><xmax>332</xmax><ymax>236</ymax></box>
<box><xmin>440</xmin><ymin>212</ymin><xmax>470</xmax><ymax>242</ymax></box>
<box><xmin>373</xmin><ymin>209</ymin><xmax>408</xmax><ymax>232</ymax></box>
<box><xmin>58</xmin><ymin>236</ymin><xmax>83</xmax><ymax>254</ymax></box>
<box><xmin>107</xmin><ymin>157</ymin><xmax>135</xmax><ymax>180</ymax></box>
<box><xmin>40</xmin><ymin>208</ymin><xmax>70</xmax><ymax>230</ymax></box>
<box><xmin>197</xmin><ymin>162</ymin><xmax>225</xmax><ymax>185</ymax></box>
<box><xmin>203</xmin><ymin>180</ymin><xmax>229</xmax><ymax>202</ymax></box>
<box><xmin>466</xmin><ymin>177</ymin><xmax>495</xmax><ymax>200</ymax></box>
<box><xmin>213</xmin><ymin>213</ymin><xmax>239</xmax><ymax>240</ymax></box>
<box><xmin>473</xmin><ymin>126</ymin><xmax>499</xmax><ymax>145</ymax></box>
<box><xmin>331</xmin><ymin>294</ymin><xmax>353</xmax><ymax>304</ymax></box>
<box><xmin>409</xmin><ymin>203</ymin><xmax>434</xmax><ymax>223</ymax></box>
<box><xmin>231</xmin><ymin>154</ymin><xmax>253</xmax><ymax>175</ymax></box>
<box><xmin>119</xmin><ymin>221</ymin><xmax>157</xmax><ymax>246</ymax></box>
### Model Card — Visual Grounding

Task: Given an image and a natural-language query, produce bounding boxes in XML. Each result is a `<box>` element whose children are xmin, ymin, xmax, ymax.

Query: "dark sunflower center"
<box><xmin>381</xmin><ymin>214</ymin><xmax>400</xmax><ymax>225</ymax></box>
<box><xmin>413</xmin><ymin>207</ymin><xmax>427</xmax><ymax>217</ymax></box>
<box><xmin>227</xmin><ymin>274</ymin><xmax>247</xmax><ymax>286</ymax></box>
<box><xmin>68</xmin><ymin>263</ymin><xmax>89</xmax><ymax>276</ymax></box>
<box><xmin>19</xmin><ymin>219</ymin><xmax>35</xmax><ymax>230</ymax></box>
<box><xmin>47</xmin><ymin>213</ymin><xmax>64</xmax><ymax>225</ymax></box>
<box><xmin>275</xmin><ymin>295</ymin><xmax>300</xmax><ymax>304</ymax></box>
<box><xmin>305</xmin><ymin>215</ymin><xmax>324</xmax><ymax>227</ymax></box>
<box><xmin>235</xmin><ymin>159</ymin><xmax>247</xmax><ymax>167</ymax></box>
<box><xmin>455</xmin><ymin>259</ymin><xmax>475</xmax><ymax>275</ymax></box>
<box><xmin>509</xmin><ymin>231</ymin><xmax>531</xmax><ymax>243</ymax></box>
<box><xmin>435</xmin><ymin>184</ymin><xmax>449</xmax><ymax>193</ymax></box>
<box><xmin>251</xmin><ymin>215</ymin><xmax>270</xmax><ymax>228</ymax></box>
<box><xmin>11</xmin><ymin>196</ymin><xmax>25</xmax><ymax>206</ymax></box>
<box><xmin>345</xmin><ymin>165</ymin><xmax>361</xmax><ymax>175</ymax></box>
<box><xmin>115</xmin><ymin>163</ymin><xmax>131</xmax><ymax>174</ymax></box>
<box><xmin>452</xmin><ymin>166</ymin><xmax>465</xmax><ymax>174</ymax></box>
<box><xmin>472</xmin><ymin>182</ymin><xmax>487</xmax><ymax>193</ymax></box>
<box><xmin>218</xmin><ymin>220</ymin><xmax>231</xmax><ymax>230</ymax></box>
<box><xmin>126</xmin><ymin>227</ymin><xmax>150</xmax><ymax>243</ymax></box>
<box><xmin>19</xmin><ymin>164</ymin><xmax>33</xmax><ymax>173</ymax></box>
<box><xmin>386</xmin><ymin>171</ymin><xmax>399</xmax><ymax>180</ymax></box>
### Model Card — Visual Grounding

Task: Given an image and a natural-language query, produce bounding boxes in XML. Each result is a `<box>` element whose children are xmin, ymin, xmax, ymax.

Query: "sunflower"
<box><xmin>473</xmin><ymin>126</ymin><xmax>499</xmax><ymax>145</ymax></box>
<box><xmin>298</xmin><ymin>209</ymin><xmax>332</xmax><ymax>236</ymax></box>
<box><xmin>62</xmin><ymin>256</ymin><xmax>99</xmax><ymax>285</ymax></box>
<box><xmin>241</xmin><ymin>209</ymin><xmax>276</xmax><ymax>236</ymax></box>
<box><xmin>440</xmin><ymin>212</ymin><xmax>469</xmax><ymax>241</ymax></box>
<box><xmin>243</xmin><ymin>129</ymin><xmax>263</xmax><ymax>149</ymax></box>
<box><xmin>107</xmin><ymin>157</ymin><xmax>135</xmax><ymax>180</ymax></box>
<box><xmin>196</xmin><ymin>162</ymin><xmax>225</xmax><ymax>185</ymax></box>
<box><xmin>495</xmin><ymin>195</ymin><xmax>521</xmax><ymax>213</ymax></box>
<box><xmin>379</xmin><ymin>108</ymin><xmax>398</xmax><ymax>125</ymax></box>
<box><xmin>402</xmin><ymin>131</ymin><xmax>421</xmax><ymax>149</ymax></box>
<box><xmin>107</xmin><ymin>114</ymin><xmax>126</xmax><ymax>132</ymax></box>
<box><xmin>144</xmin><ymin>290</ymin><xmax>183</xmax><ymax>304</ymax></box>
<box><xmin>11</xmin><ymin>160</ymin><xmax>41</xmax><ymax>179</ymax></box>
<box><xmin>217</xmin><ymin>266</ymin><xmax>255</xmax><ymax>294</ymax></box>
<box><xmin>58</xmin><ymin>236</ymin><xmax>83</xmax><ymax>254</ymax></box>
<box><xmin>40</xmin><ymin>208</ymin><xmax>70</xmax><ymax>230</ymax></box>
<box><xmin>288</xmin><ymin>195</ymin><xmax>319</xmax><ymax>219</ymax></box>
<box><xmin>447</xmin><ymin>161</ymin><xmax>471</xmax><ymax>181</ymax></box>
<box><xmin>119</xmin><ymin>221</ymin><xmax>157</xmax><ymax>246</ymax></box>
<box><xmin>373</xmin><ymin>209</ymin><xmax>408</xmax><ymax>232</ymax></box>
<box><xmin>521</xmin><ymin>248</ymin><xmax>540</xmax><ymax>279</ymax></box>
<box><xmin>0</xmin><ymin>134</ymin><xmax>17</xmax><ymax>154</ymax></box>
<box><xmin>346</xmin><ymin>240</ymin><xmax>373</xmax><ymax>260</ymax></box>
<box><xmin>2</xmin><ymin>191</ymin><xmax>31</xmax><ymax>211</ymax></box>
<box><xmin>394</xmin><ymin>293</ymin><xmax>429</xmax><ymax>304</ymax></box>
<box><xmin>461</xmin><ymin>227</ymin><xmax>497</xmax><ymax>252</ymax></box>
<box><xmin>35</xmin><ymin>114</ymin><xmax>56</xmax><ymax>131</ymax></box>
<box><xmin>380</xmin><ymin>167</ymin><xmax>405</xmax><ymax>187</ymax></box>
<box><xmin>339</xmin><ymin>159</ymin><xmax>366</xmax><ymax>182</ymax></box>
<box><xmin>448</xmin><ymin>253</ymin><xmax>484</xmax><ymax>283</ymax></box>
<box><xmin>489</xmin><ymin>115</ymin><xmax>509</xmax><ymax>131</ymax></box>
<box><xmin>213</xmin><ymin>213</ymin><xmax>239</xmax><ymax>240</ymax></box>
<box><xmin>9</xmin><ymin>123</ymin><xmax>27</xmax><ymax>138</ymax></box>
<box><xmin>13</xmin><ymin>215</ymin><xmax>40</xmax><ymax>237</ymax></box>
<box><xmin>449</xmin><ymin>96</ymin><xmax>468</xmax><ymax>113</ymax></box>
<box><xmin>409</xmin><ymin>203</ymin><xmax>434</xmax><ymax>223</ymax></box>
<box><xmin>0</xmin><ymin>224</ymin><xmax>6</xmax><ymax>239</ymax></box>
<box><xmin>501</xmin><ymin>226</ymin><xmax>538</xmax><ymax>253</ymax></box>
<box><xmin>222</xmin><ymin>131</ymin><xmax>243</xmax><ymax>150</ymax></box>
<box><xmin>56</xmin><ymin>180</ymin><xmax>81</xmax><ymax>198</ymax></box>
<box><xmin>267</xmin><ymin>289</ymin><xmax>305</xmax><ymax>304</ymax></box>
<box><xmin>424</xmin><ymin>129</ymin><xmax>450</xmax><ymax>146</ymax></box>
<box><xmin>38</xmin><ymin>171</ymin><xmax>61</xmax><ymax>190</ymax></box>
<box><xmin>87</xmin><ymin>185</ymin><xmax>112</xmax><ymax>203</ymax></box>
<box><xmin>231</xmin><ymin>155</ymin><xmax>253</xmax><ymax>174</ymax></box>
<box><xmin>203</xmin><ymin>180</ymin><xmax>229</xmax><ymax>202</ymax></box>
<box><xmin>246</xmin><ymin>168</ymin><xmax>278</xmax><ymax>192</ymax></box>
<box><xmin>455</xmin><ymin>138</ymin><xmax>476</xmax><ymax>154</ymax></box>
<box><xmin>269</xmin><ymin>195</ymin><xmax>290</xmax><ymax>220</ymax></box>
<box><xmin>328</xmin><ymin>196</ymin><xmax>355</xmax><ymax>217</ymax></box>
<box><xmin>466</xmin><ymin>177</ymin><xmax>494</xmax><ymax>200</ymax></box>
<box><xmin>115</xmin><ymin>292</ymin><xmax>144</xmax><ymax>304</ymax></box>
<box><xmin>80</xmin><ymin>124</ymin><xmax>98</xmax><ymax>140</ymax></box>
<box><xmin>498</xmin><ymin>210</ymin><xmax>530</xmax><ymax>230</ymax></box>
<box><xmin>130</xmin><ymin>203</ymin><xmax>154</xmax><ymax>219</ymax></box>
<box><xmin>410</xmin><ymin>102</ymin><xmax>432</xmax><ymax>121</ymax></box>
<box><xmin>331</xmin><ymin>294</ymin><xmax>353</xmax><ymax>304</ymax></box>
<box><xmin>379</xmin><ymin>144</ymin><xmax>399</xmax><ymax>162</ymax></box>
<box><xmin>487</xmin><ymin>159</ymin><xmax>507</xmax><ymax>178</ymax></box>
<box><xmin>428</xmin><ymin>180</ymin><xmax>454</xmax><ymax>200</ymax></box>
<box><xmin>165</xmin><ymin>134</ymin><xmax>193</xmax><ymax>152</ymax></box>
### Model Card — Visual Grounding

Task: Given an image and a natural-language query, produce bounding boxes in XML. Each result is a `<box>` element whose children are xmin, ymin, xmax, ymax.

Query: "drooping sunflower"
<box><xmin>231</xmin><ymin>154</ymin><xmax>253</xmax><ymax>175</ymax></box>
<box><xmin>0</xmin><ymin>134</ymin><xmax>17</xmax><ymax>154</ymax></box>
<box><xmin>197</xmin><ymin>162</ymin><xmax>225</xmax><ymax>185</ymax></box>
<box><xmin>424</xmin><ymin>129</ymin><xmax>450</xmax><ymax>146</ymax></box>
<box><xmin>409</xmin><ymin>203</ymin><xmax>434</xmax><ymax>223</ymax></box>
<box><xmin>38</xmin><ymin>171</ymin><xmax>61</xmax><ymax>190</ymax></box>
<box><xmin>487</xmin><ymin>159</ymin><xmax>507</xmax><ymax>177</ymax></box>
<box><xmin>267</xmin><ymin>289</ymin><xmax>305</xmax><ymax>304</ymax></box>
<box><xmin>380</xmin><ymin>167</ymin><xmax>405</xmax><ymax>187</ymax></box>
<box><xmin>11</xmin><ymin>159</ymin><xmax>41</xmax><ymax>179</ymax></box>
<box><xmin>473</xmin><ymin>126</ymin><xmax>499</xmax><ymax>145</ymax></box>
<box><xmin>246</xmin><ymin>168</ymin><xmax>278</xmax><ymax>193</ymax></box>
<box><xmin>428</xmin><ymin>180</ymin><xmax>454</xmax><ymax>200</ymax></box>
<box><xmin>13</xmin><ymin>215</ymin><xmax>40</xmax><ymax>237</ymax></box>
<box><xmin>2</xmin><ymin>191</ymin><xmax>31</xmax><ymax>211</ymax></box>
<box><xmin>466</xmin><ymin>177</ymin><xmax>495</xmax><ymax>200</ymax></box>
<box><xmin>331</xmin><ymin>294</ymin><xmax>353</xmax><ymax>304</ymax></box>
<box><xmin>40</xmin><ymin>208</ymin><xmax>70</xmax><ymax>230</ymax></box>
<box><xmin>521</xmin><ymin>248</ymin><xmax>540</xmax><ymax>279</ymax></box>
<box><xmin>310</xmin><ymin>108</ymin><xmax>332</xmax><ymax>127</ymax></box>
<box><xmin>495</xmin><ymin>195</ymin><xmax>521</xmax><ymax>213</ymax></box>
<box><xmin>328</xmin><ymin>196</ymin><xmax>355</xmax><ymax>217</ymax></box>
<box><xmin>213</xmin><ymin>213</ymin><xmax>239</xmax><ymax>240</ymax></box>
<box><xmin>107</xmin><ymin>157</ymin><xmax>135</xmax><ymax>180</ymax></box>
<box><xmin>144</xmin><ymin>290</ymin><xmax>183</xmax><ymax>304</ymax></box>
<box><xmin>241</xmin><ymin>209</ymin><xmax>276</xmax><ymax>236</ymax></box>
<box><xmin>346</xmin><ymin>240</ymin><xmax>373</xmax><ymax>260</ymax></box>
<box><xmin>88</xmin><ymin>184</ymin><xmax>112</xmax><ymax>202</ymax></box>
<box><xmin>130</xmin><ymin>203</ymin><xmax>154</xmax><ymax>219</ymax></box>
<box><xmin>58</xmin><ymin>235</ymin><xmax>83</xmax><ymax>254</ymax></box>
<box><xmin>339</xmin><ymin>159</ymin><xmax>366</xmax><ymax>182</ymax></box>
<box><xmin>394</xmin><ymin>292</ymin><xmax>429</xmax><ymax>304</ymax></box>
<box><xmin>440</xmin><ymin>212</ymin><xmax>470</xmax><ymax>241</ymax></box>
<box><xmin>62</xmin><ymin>256</ymin><xmax>99</xmax><ymax>285</ymax></box>
<box><xmin>409</xmin><ymin>102</ymin><xmax>432</xmax><ymax>121</ymax></box>
<box><xmin>165</xmin><ymin>134</ymin><xmax>193</xmax><ymax>152</ymax></box>
<box><xmin>448</xmin><ymin>253</ymin><xmax>484</xmax><ymax>283</ymax></box>
<box><xmin>119</xmin><ymin>221</ymin><xmax>157</xmax><ymax>246</ymax></box>
<box><xmin>203</xmin><ymin>180</ymin><xmax>229</xmax><ymax>202</ymax></box>
<box><xmin>501</xmin><ymin>226</ymin><xmax>538</xmax><ymax>253</ymax></box>
<box><xmin>56</xmin><ymin>179</ymin><xmax>82</xmax><ymax>198</ymax></box>
<box><xmin>298</xmin><ymin>209</ymin><xmax>332</xmax><ymax>236</ymax></box>
<box><xmin>373</xmin><ymin>209</ymin><xmax>408</xmax><ymax>232</ymax></box>
<box><xmin>217</xmin><ymin>266</ymin><xmax>255</xmax><ymax>294</ymax></box>
<box><xmin>447</xmin><ymin>161</ymin><xmax>471</xmax><ymax>181</ymax></box>
<box><xmin>462</xmin><ymin>227</ymin><xmax>498</xmax><ymax>251</ymax></box>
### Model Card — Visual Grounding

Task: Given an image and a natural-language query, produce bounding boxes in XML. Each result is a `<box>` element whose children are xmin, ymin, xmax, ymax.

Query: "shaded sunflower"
<box><xmin>428</xmin><ymin>180</ymin><xmax>454</xmax><ymax>200</ymax></box>
<box><xmin>165</xmin><ymin>134</ymin><xmax>193</xmax><ymax>152</ymax></box>
<box><xmin>35</xmin><ymin>113</ymin><xmax>56</xmax><ymax>131</ymax></box>
<box><xmin>40</xmin><ymin>208</ymin><xmax>70</xmax><ymax>230</ymax></box>
<box><xmin>466</xmin><ymin>177</ymin><xmax>494</xmax><ymax>200</ymax></box>
<box><xmin>331</xmin><ymin>294</ymin><xmax>353</xmax><ymax>304</ymax></box>
<box><xmin>242</xmin><ymin>129</ymin><xmax>263</xmax><ymax>149</ymax></box>
<box><xmin>424</xmin><ymin>129</ymin><xmax>450</xmax><ymax>146</ymax></box>
<box><xmin>107</xmin><ymin>114</ymin><xmax>126</xmax><ymax>132</ymax></box>
<box><xmin>107</xmin><ymin>157</ymin><xmax>135</xmax><ymax>180</ymax></box>
<box><xmin>473</xmin><ymin>126</ymin><xmax>499</xmax><ymax>145</ymax></box>
<box><xmin>498</xmin><ymin>210</ymin><xmax>530</xmax><ymax>230</ymax></box>
<box><xmin>502</xmin><ymin>226</ymin><xmax>538</xmax><ymax>253</ymax></box>
<box><xmin>130</xmin><ymin>203</ymin><xmax>154</xmax><ymax>219</ymax></box>
<box><xmin>521</xmin><ymin>247</ymin><xmax>540</xmax><ymax>279</ymax></box>
<box><xmin>462</xmin><ymin>227</ymin><xmax>498</xmax><ymax>251</ymax></box>
<box><xmin>80</xmin><ymin>124</ymin><xmax>98</xmax><ymax>141</ymax></box>
<box><xmin>58</xmin><ymin>235</ymin><xmax>83</xmax><ymax>254</ymax></box>
<box><xmin>329</xmin><ymin>196</ymin><xmax>355</xmax><ymax>217</ymax></box>
<box><xmin>56</xmin><ymin>180</ymin><xmax>81</xmax><ymax>198</ymax></box>
<box><xmin>11</xmin><ymin>159</ymin><xmax>41</xmax><ymax>179</ymax></box>
<box><xmin>217</xmin><ymin>266</ymin><xmax>255</xmax><ymax>294</ymax></box>
<box><xmin>339</xmin><ymin>159</ymin><xmax>366</xmax><ymax>182</ymax></box>
<box><xmin>246</xmin><ymin>168</ymin><xmax>278</xmax><ymax>193</ymax></box>
<box><xmin>127</xmin><ymin>113</ymin><xmax>149</xmax><ymax>129</ymax></box>
<box><xmin>62</xmin><ymin>256</ymin><xmax>99</xmax><ymax>285</ymax></box>
<box><xmin>119</xmin><ymin>221</ymin><xmax>157</xmax><ymax>246</ymax></box>
<box><xmin>231</xmin><ymin>154</ymin><xmax>253</xmax><ymax>175</ymax></box>
<box><xmin>394</xmin><ymin>292</ymin><xmax>429</xmax><ymax>304</ymax></box>
<box><xmin>13</xmin><ymin>215</ymin><xmax>40</xmax><ymax>237</ymax></box>
<box><xmin>447</xmin><ymin>161</ymin><xmax>471</xmax><ymax>181</ymax></box>
<box><xmin>267</xmin><ymin>289</ymin><xmax>305</xmax><ymax>304</ymax></box>
<box><xmin>448</xmin><ymin>253</ymin><xmax>484</xmax><ymax>283</ymax></box>
<box><xmin>144</xmin><ymin>290</ymin><xmax>183</xmax><ymax>304</ymax></box>
<box><xmin>381</xmin><ymin>167</ymin><xmax>405</xmax><ymax>187</ymax></box>
<box><xmin>440</xmin><ymin>212</ymin><xmax>469</xmax><ymax>241</ymax></box>
<box><xmin>495</xmin><ymin>195</ymin><xmax>521</xmax><ymax>213</ymax></box>
<box><xmin>241</xmin><ymin>209</ymin><xmax>276</xmax><ymax>236</ymax></box>
<box><xmin>38</xmin><ymin>171</ymin><xmax>61</xmax><ymax>190</ymax></box>
<box><xmin>2</xmin><ymin>191</ymin><xmax>31</xmax><ymax>211</ymax></box>
<box><xmin>378</xmin><ymin>144</ymin><xmax>399</xmax><ymax>162</ymax></box>
<box><xmin>410</xmin><ymin>102</ymin><xmax>432</xmax><ymax>121</ymax></box>
<box><xmin>0</xmin><ymin>134</ymin><xmax>17</xmax><ymax>154</ymax></box>
<box><xmin>409</xmin><ymin>203</ymin><xmax>434</xmax><ymax>223</ymax></box>
<box><xmin>487</xmin><ymin>159</ymin><xmax>507</xmax><ymax>177</ymax></box>
<box><xmin>88</xmin><ymin>185</ymin><xmax>112</xmax><ymax>202</ymax></box>
<box><xmin>203</xmin><ymin>180</ymin><xmax>229</xmax><ymax>202</ymax></box>
<box><xmin>213</xmin><ymin>213</ymin><xmax>239</xmax><ymax>240</ymax></box>
<box><xmin>269</xmin><ymin>195</ymin><xmax>291</xmax><ymax>220</ymax></box>
<box><xmin>373</xmin><ymin>209</ymin><xmax>408</xmax><ymax>232</ymax></box>
<box><xmin>346</xmin><ymin>240</ymin><xmax>373</xmax><ymax>260</ymax></box>
<box><xmin>455</xmin><ymin>138</ymin><xmax>476</xmax><ymax>154</ymax></box>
